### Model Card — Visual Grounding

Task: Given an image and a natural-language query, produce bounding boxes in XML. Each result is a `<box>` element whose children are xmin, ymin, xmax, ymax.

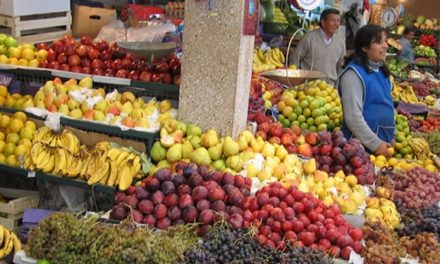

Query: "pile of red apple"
<box><xmin>311</xmin><ymin>131</ymin><xmax>376</xmax><ymax>185</ymax></box>
<box><xmin>246</xmin><ymin>182</ymin><xmax>363</xmax><ymax>260</ymax></box>
<box><xmin>36</xmin><ymin>35</ymin><xmax>181</xmax><ymax>85</ymax></box>
<box><xmin>111</xmin><ymin>162</ymin><xmax>251</xmax><ymax>235</ymax></box>
<box><xmin>247</xmin><ymin>75</ymin><xmax>283</xmax><ymax>123</ymax></box>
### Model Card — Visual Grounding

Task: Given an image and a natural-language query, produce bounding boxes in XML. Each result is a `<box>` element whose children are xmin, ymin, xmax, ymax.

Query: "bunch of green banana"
<box><xmin>253</xmin><ymin>48</ymin><xmax>285</xmax><ymax>73</ymax></box>
<box><xmin>0</xmin><ymin>225</ymin><xmax>21</xmax><ymax>259</ymax></box>
<box><xmin>272</xmin><ymin>8</ymin><xmax>288</xmax><ymax>24</ymax></box>
<box><xmin>32</xmin><ymin>127</ymin><xmax>80</xmax><ymax>155</ymax></box>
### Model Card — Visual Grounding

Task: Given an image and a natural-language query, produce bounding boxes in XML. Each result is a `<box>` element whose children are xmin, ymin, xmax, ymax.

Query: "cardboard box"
<box><xmin>72</xmin><ymin>4</ymin><xmax>116</xmax><ymax>38</ymax></box>
<box><xmin>0</xmin><ymin>0</ymin><xmax>70</xmax><ymax>17</ymax></box>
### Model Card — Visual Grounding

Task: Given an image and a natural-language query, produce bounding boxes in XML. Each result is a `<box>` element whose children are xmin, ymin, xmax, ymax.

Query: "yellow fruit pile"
<box><xmin>151</xmin><ymin>119</ymin><xmax>307</xmax><ymax>184</ymax></box>
<box><xmin>391</xmin><ymin>81</ymin><xmax>419</xmax><ymax>104</ymax></box>
<box><xmin>0</xmin><ymin>43</ymin><xmax>43</xmax><ymax>67</ymax></box>
<box><xmin>277</xmin><ymin>80</ymin><xmax>342</xmax><ymax>131</ymax></box>
<box><xmin>22</xmin><ymin>127</ymin><xmax>145</xmax><ymax>190</ymax></box>
<box><xmin>0</xmin><ymin>224</ymin><xmax>21</xmax><ymax>259</ymax></box>
<box><xmin>365</xmin><ymin>197</ymin><xmax>400</xmax><ymax>229</ymax></box>
<box><xmin>371</xmin><ymin>155</ymin><xmax>436</xmax><ymax>172</ymax></box>
<box><xmin>1</xmin><ymin>78</ymin><xmax>176</xmax><ymax>131</ymax></box>
<box><xmin>252</xmin><ymin>48</ymin><xmax>285</xmax><ymax>73</ymax></box>
<box><xmin>296</xmin><ymin>167</ymin><xmax>367</xmax><ymax>214</ymax></box>
<box><xmin>0</xmin><ymin>111</ymin><xmax>37</xmax><ymax>167</ymax></box>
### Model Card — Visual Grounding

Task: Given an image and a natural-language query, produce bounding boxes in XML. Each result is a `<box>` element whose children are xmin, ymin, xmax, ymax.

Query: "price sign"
<box><xmin>381</xmin><ymin>7</ymin><xmax>398</xmax><ymax>27</ymax></box>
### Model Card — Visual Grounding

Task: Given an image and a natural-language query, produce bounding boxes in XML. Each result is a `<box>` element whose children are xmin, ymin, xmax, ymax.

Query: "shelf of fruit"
<box><xmin>0</xmin><ymin>76</ymin><xmax>180</xmax><ymax>152</ymax></box>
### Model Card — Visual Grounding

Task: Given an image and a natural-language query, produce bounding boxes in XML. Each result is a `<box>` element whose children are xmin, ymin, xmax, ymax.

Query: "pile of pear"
<box><xmin>22</xmin><ymin>127</ymin><xmax>145</xmax><ymax>190</ymax></box>
<box><xmin>365</xmin><ymin>196</ymin><xmax>400</xmax><ymax>229</ymax></box>
<box><xmin>294</xmin><ymin>160</ymin><xmax>368</xmax><ymax>215</ymax></box>
<box><xmin>5</xmin><ymin>76</ymin><xmax>176</xmax><ymax>131</ymax></box>
<box><xmin>150</xmin><ymin>118</ymin><xmax>308</xmax><ymax>185</ymax></box>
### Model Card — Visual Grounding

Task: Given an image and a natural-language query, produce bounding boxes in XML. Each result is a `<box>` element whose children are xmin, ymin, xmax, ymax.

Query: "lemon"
<box><xmin>425</xmin><ymin>164</ymin><xmax>436</xmax><ymax>173</ymax></box>
<box><xmin>375</xmin><ymin>160</ymin><xmax>385</xmax><ymax>168</ymax></box>
<box><xmin>376</xmin><ymin>155</ymin><xmax>386</xmax><ymax>162</ymax></box>
<box><xmin>387</xmin><ymin>158</ymin><xmax>398</xmax><ymax>166</ymax></box>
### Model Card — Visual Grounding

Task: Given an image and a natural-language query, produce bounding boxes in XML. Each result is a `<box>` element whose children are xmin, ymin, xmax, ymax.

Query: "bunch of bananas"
<box><xmin>365</xmin><ymin>197</ymin><xmax>400</xmax><ymax>229</ymax></box>
<box><xmin>272</xmin><ymin>7</ymin><xmax>288</xmax><ymax>24</ymax></box>
<box><xmin>409</xmin><ymin>137</ymin><xmax>440</xmax><ymax>169</ymax></box>
<box><xmin>391</xmin><ymin>81</ymin><xmax>419</xmax><ymax>104</ymax></box>
<box><xmin>253</xmin><ymin>48</ymin><xmax>285</xmax><ymax>73</ymax></box>
<box><xmin>0</xmin><ymin>225</ymin><xmax>21</xmax><ymax>259</ymax></box>
<box><xmin>23</xmin><ymin>127</ymin><xmax>144</xmax><ymax>191</ymax></box>
<box><xmin>32</xmin><ymin>127</ymin><xmax>80</xmax><ymax>154</ymax></box>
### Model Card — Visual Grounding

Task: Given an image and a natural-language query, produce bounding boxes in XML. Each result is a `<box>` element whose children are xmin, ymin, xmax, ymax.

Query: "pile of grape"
<box><xmin>399</xmin><ymin>233</ymin><xmax>440</xmax><ymax>264</ymax></box>
<box><xmin>361</xmin><ymin>221</ymin><xmax>403</xmax><ymax>264</ymax></box>
<box><xmin>398</xmin><ymin>205</ymin><xmax>440</xmax><ymax>241</ymax></box>
<box><xmin>26</xmin><ymin>212</ymin><xmax>198</xmax><ymax>264</ymax></box>
<box><xmin>392</xmin><ymin>167</ymin><xmax>440</xmax><ymax>209</ymax></box>
<box><xmin>183</xmin><ymin>225</ymin><xmax>334</xmax><ymax>264</ymax></box>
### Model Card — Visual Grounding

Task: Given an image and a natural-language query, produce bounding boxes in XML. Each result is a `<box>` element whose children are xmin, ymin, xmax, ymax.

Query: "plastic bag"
<box><xmin>94</xmin><ymin>20</ymin><xmax>128</xmax><ymax>43</ymax></box>
<box><xmin>126</xmin><ymin>22</ymin><xmax>176</xmax><ymax>43</ymax></box>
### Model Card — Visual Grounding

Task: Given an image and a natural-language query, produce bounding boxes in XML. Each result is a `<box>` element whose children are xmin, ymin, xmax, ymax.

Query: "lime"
<box><xmin>309</xmin><ymin>125</ymin><xmax>317</xmax><ymax>132</ymax></box>
<box><xmin>328</xmin><ymin>120</ymin><xmax>336</xmax><ymax>131</ymax></box>
<box><xmin>394</xmin><ymin>153</ymin><xmax>402</xmax><ymax>159</ymax></box>
<box><xmin>309</xmin><ymin>100</ymin><xmax>320</xmax><ymax>110</ymax></box>
<box><xmin>317</xmin><ymin>124</ymin><xmax>328</xmax><ymax>131</ymax></box>
<box><xmin>311</xmin><ymin>109</ymin><xmax>321</xmax><ymax>118</ymax></box>
<box><xmin>300</xmin><ymin>123</ymin><xmax>309</xmax><ymax>129</ymax></box>
<box><xmin>291</xmin><ymin>121</ymin><xmax>300</xmax><ymax>127</ymax></box>
<box><xmin>37</xmin><ymin>260</ymin><xmax>51</xmax><ymax>264</ymax></box>
<box><xmin>297</xmin><ymin>115</ymin><xmax>306</xmax><ymax>123</ymax></box>
<box><xmin>288</xmin><ymin>112</ymin><xmax>297</xmax><ymax>121</ymax></box>
<box><xmin>307</xmin><ymin>117</ymin><xmax>315</xmax><ymax>126</ymax></box>
<box><xmin>278</xmin><ymin>114</ymin><xmax>285</xmax><ymax>122</ymax></box>
<box><xmin>294</xmin><ymin>106</ymin><xmax>302</xmax><ymax>115</ymax></box>
<box><xmin>303</xmin><ymin>108</ymin><xmax>311</xmax><ymax>117</ymax></box>
<box><xmin>396</xmin><ymin>124</ymin><xmax>403</xmax><ymax>132</ymax></box>
<box><xmin>403</xmin><ymin>127</ymin><xmax>410</xmax><ymax>135</ymax></box>
<box><xmin>334</xmin><ymin>119</ymin><xmax>340</xmax><ymax>126</ymax></box>
<box><xmin>300</xmin><ymin>100</ymin><xmax>309</xmax><ymax>109</ymax></box>
<box><xmin>281</xmin><ymin>119</ymin><xmax>291</xmax><ymax>128</ymax></box>
<box><xmin>395</xmin><ymin>134</ymin><xmax>405</xmax><ymax>143</ymax></box>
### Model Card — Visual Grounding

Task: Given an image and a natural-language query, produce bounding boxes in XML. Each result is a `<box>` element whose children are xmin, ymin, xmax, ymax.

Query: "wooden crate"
<box><xmin>0</xmin><ymin>188</ymin><xmax>39</xmax><ymax>230</ymax></box>
<box><xmin>0</xmin><ymin>11</ymin><xmax>71</xmax><ymax>43</ymax></box>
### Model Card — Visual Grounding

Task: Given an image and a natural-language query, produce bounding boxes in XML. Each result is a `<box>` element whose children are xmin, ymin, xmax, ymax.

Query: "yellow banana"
<box><xmin>132</xmin><ymin>156</ymin><xmax>142</xmax><ymax>179</ymax></box>
<box><xmin>106</xmin><ymin>161</ymin><xmax>119</xmax><ymax>186</ymax></box>
<box><xmin>0</xmin><ymin>229</ymin><xmax>11</xmax><ymax>259</ymax></box>
<box><xmin>115</xmin><ymin>151</ymin><xmax>130</xmax><ymax>167</ymax></box>
<box><xmin>87</xmin><ymin>160</ymin><xmax>110</xmax><ymax>185</ymax></box>
<box><xmin>117</xmin><ymin>160</ymin><xmax>133</xmax><ymax>191</ymax></box>
<box><xmin>10</xmin><ymin>232</ymin><xmax>21</xmax><ymax>253</ymax></box>
<box><xmin>32</xmin><ymin>127</ymin><xmax>52</xmax><ymax>143</ymax></box>
<box><xmin>61</xmin><ymin>130</ymin><xmax>80</xmax><ymax>154</ymax></box>
<box><xmin>30</xmin><ymin>142</ymin><xmax>44</xmax><ymax>163</ymax></box>
<box><xmin>257</xmin><ymin>49</ymin><xmax>266</xmax><ymax>63</ymax></box>
<box><xmin>0</xmin><ymin>226</ymin><xmax>4</xmax><ymax>247</ymax></box>
<box><xmin>107</xmin><ymin>148</ymin><xmax>123</xmax><ymax>161</ymax></box>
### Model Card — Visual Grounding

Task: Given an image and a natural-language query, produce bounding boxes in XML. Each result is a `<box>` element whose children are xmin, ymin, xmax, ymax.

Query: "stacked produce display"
<box><xmin>0</xmin><ymin>6</ymin><xmax>439</xmax><ymax>264</ymax></box>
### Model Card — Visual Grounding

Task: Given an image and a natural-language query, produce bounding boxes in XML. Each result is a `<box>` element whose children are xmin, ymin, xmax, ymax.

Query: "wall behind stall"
<box><xmin>389</xmin><ymin>0</ymin><xmax>440</xmax><ymax>18</ymax></box>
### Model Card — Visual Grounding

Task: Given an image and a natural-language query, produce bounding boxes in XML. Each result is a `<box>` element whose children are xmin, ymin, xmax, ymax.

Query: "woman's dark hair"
<box><xmin>403</xmin><ymin>27</ymin><xmax>415</xmax><ymax>35</ymax></box>
<box><xmin>319</xmin><ymin>8</ymin><xmax>340</xmax><ymax>27</ymax></box>
<box><xmin>344</xmin><ymin>24</ymin><xmax>390</xmax><ymax>77</ymax></box>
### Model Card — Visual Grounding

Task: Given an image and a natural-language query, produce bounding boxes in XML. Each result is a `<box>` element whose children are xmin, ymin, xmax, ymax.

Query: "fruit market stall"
<box><xmin>1</xmin><ymin>2</ymin><xmax>440</xmax><ymax>264</ymax></box>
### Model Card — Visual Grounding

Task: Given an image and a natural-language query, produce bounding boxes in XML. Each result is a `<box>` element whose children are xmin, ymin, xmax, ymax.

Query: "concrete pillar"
<box><xmin>178</xmin><ymin>0</ymin><xmax>254</xmax><ymax>138</ymax></box>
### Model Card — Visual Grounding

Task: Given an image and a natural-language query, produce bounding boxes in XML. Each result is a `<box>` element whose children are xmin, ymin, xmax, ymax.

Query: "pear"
<box><xmin>273</xmin><ymin>164</ymin><xmax>287</xmax><ymax>180</ymax></box>
<box><xmin>275</xmin><ymin>145</ymin><xmax>288</xmax><ymax>160</ymax></box>
<box><xmin>121</xmin><ymin>102</ymin><xmax>133</xmax><ymax>114</ymax></box>
<box><xmin>161</xmin><ymin>118</ymin><xmax>177</xmax><ymax>133</ymax></box>
<box><xmin>157</xmin><ymin>160</ymin><xmax>171</xmax><ymax>169</ymax></box>
<box><xmin>246</xmin><ymin>163</ymin><xmax>258</xmax><ymax>178</ymax></box>
<box><xmin>150</xmin><ymin>141</ymin><xmax>167</xmax><ymax>162</ymax></box>
<box><xmin>298</xmin><ymin>181</ymin><xmax>309</xmax><ymax>193</ymax></box>
<box><xmin>190</xmin><ymin>147</ymin><xmax>211</xmax><ymax>166</ymax></box>
<box><xmin>261</xmin><ymin>143</ymin><xmax>275</xmax><ymax>158</ymax></box>
<box><xmin>345</xmin><ymin>175</ymin><xmax>358</xmax><ymax>187</ymax></box>
<box><xmin>223</xmin><ymin>136</ymin><xmax>239</xmax><ymax>157</ymax></box>
<box><xmin>239</xmin><ymin>130</ymin><xmax>254</xmax><ymax>143</ymax></box>
<box><xmin>182</xmin><ymin>140</ymin><xmax>194</xmax><ymax>159</ymax></box>
<box><xmin>79</xmin><ymin>77</ymin><xmax>93</xmax><ymax>89</ymax></box>
<box><xmin>200</xmin><ymin>129</ymin><xmax>219</xmax><ymax>148</ymax></box>
<box><xmin>238</xmin><ymin>135</ymin><xmax>248</xmax><ymax>151</ymax></box>
<box><xmin>257</xmin><ymin>166</ymin><xmax>272</xmax><ymax>181</ymax></box>
<box><xmin>227</xmin><ymin>155</ymin><xmax>243</xmax><ymax>171</ymax></box>
<box><xmin>58</xmin><ymin>104</ymin><xmax>69</xmax><ymax>116</ymax></box>
<box><xmin>350</xmin><ymin>191</ymin><xmax>365</xmax><ymax>206</ymax></box>
<box><xmin>208</xmin><ymin>143</ymin><xmax>223</xmax><ymax>161</ymax></box>
<box><xmin>166</xmin><ymin>143</ymin><xmax>182</xmax><ymax>163</ymax></box>
<box><xmin>212</xmin><ymin>159</ymin><xmax>226</xmax><ymax>171</ymax></box>
<box><xmin>175</xmin><ymin>121</ymin><xmax>187</xmax><ymax>134</ymax></box>
<box><xmin>304</xmin><ymin>159</ymin><xmax>316</xmax><ymax>175</ymax></box>
<box><xmin>189</xmin><ymin>135</ymin><xmax>201</xmax><ymax>149</ymax></box>
<box><xmin>186</xmin><ymin>124</ymin><xmax>202</xmax><ymax>136</ymax></box>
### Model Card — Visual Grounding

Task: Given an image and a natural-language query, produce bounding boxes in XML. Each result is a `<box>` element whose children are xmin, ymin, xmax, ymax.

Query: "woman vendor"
<box><xmin>338</xmin><ymin>24</ymin><xmax>394</xmax><ymax>157</ymax></box>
